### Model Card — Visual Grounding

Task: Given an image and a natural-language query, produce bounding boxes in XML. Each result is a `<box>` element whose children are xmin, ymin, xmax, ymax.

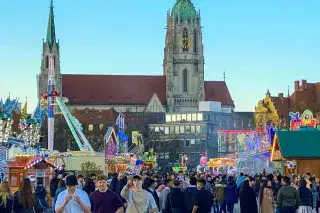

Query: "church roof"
<box><xmin>172</xmin><ymin>0</ymin><xmax>197</xmax><ymax>21</ymax></box>
<box><xmin>62</xmin><ymin>74</ymin><xmax>235</xmax><ymax>107</ymax></box>
<box><xmin>62</xmin><ymin>74</ymin><xmax>166</xmax><ymax>105</ymax></box>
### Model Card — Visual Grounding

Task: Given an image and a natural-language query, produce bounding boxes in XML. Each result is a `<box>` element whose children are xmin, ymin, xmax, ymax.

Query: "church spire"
<box><xmin>46</xmin><ymin>0</ymin><xmax>56</xmax><ymax>50</ymax></box>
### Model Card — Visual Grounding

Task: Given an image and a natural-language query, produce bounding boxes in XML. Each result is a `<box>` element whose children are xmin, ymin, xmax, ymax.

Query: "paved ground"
<box><xmin>211</xmin><ymin>203</ymin><xmax>241</xmax><ymax>213</ymax></box>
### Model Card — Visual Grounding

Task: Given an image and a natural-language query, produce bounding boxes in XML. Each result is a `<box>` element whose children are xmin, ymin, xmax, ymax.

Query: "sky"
<box><xmin>0</xmin><ymin>0</ymin><xmax>319</xmax><ymax>113</ymax></box>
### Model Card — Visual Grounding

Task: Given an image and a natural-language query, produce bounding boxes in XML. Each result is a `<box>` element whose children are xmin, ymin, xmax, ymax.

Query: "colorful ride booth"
<box><xmin>207</xmin><ymin>158</ymin><xmax>238</xmax><ymax>175</ymax></box>
<box><xmin>271</xmin><ymin>110</ymin><xmax>320</xmax><ymax>177</ymax></box>
<box><xmin>8</xmin><ymin>155</ymin><xmax>61</xmax><ymax>191</ymax></box>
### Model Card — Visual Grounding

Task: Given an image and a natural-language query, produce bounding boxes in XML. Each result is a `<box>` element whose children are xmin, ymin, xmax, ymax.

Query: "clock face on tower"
<box><xmin>181</xmin><ymin>37</ymin><xmax>191</xmax><ymax>50</ymax></box>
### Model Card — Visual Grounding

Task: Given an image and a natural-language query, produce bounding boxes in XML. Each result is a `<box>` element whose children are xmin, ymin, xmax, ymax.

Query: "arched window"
<box><xmin>45</xmin><ymin>55</ymin><xmax>49</xmax><ymax>69</ymax></box>
<box><xmin>193</xmin><ymin>29</ymin><xmax>197</xmax><ymax>53</ymax></box>
<box><xmin>53</xmin><ymin>55</ymin><xmax>56</xmax><ymax>69</ymax></box>
<box><xmin>183</xmin><ymin>69</ymin><xmax>188</xmax><ymax>92</ymax></box>
<box><xmin>182</xmin><ymin>28</ymin><xmax>189</xmax><ymax>52</ymax></box>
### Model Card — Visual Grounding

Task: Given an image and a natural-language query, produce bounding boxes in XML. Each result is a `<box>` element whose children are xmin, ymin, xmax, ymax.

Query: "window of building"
<box><xmin>197</xmin><ymin>113</ymin><xmax>203</xmax><ymax>121</ymax></box>
<box><xmin>159</xmin><ymin>127</ymin><xmax>164</xmax><ymax>134</ymax></box>
<box><xmin>174</xmin><ymin>126</ymin><xmax>179</xmax><ymax>134</ymax></box>
<box><xmin>164</xmin><ymin>127</ymin><xmax>169</xmax><ymax>134</ymax></box>
<box><xmin>187</xmin><ymin>114</ymin><xmax>192</xmax><ymax>121</ymax></box>
<box><xmin>88</xmin><ymin>124</ymin><xmax>93</xmax><ymax>131</ymax></box>
<box><xmin>200</xmin><ymin>126</ymin><xmax>206</xmax><ymax>134</ymax></box>
<box><xmin>185</xmin><ymin>126</ymin><xmax>190</xmax><ymax>134</ymax></box>
<box><xmin>193</xmin><ymin>29</ymin><xmax>197</xmax><ymax>53</ymax></box>
<box><xmin>190</xmin><ymin>139</ymin><xmax>195</xmax><ymax>145</ymax></box>
<box><xmin>155</xmin><ymin>127</ymin><xmax>159</xmax><ymax>132</ymax></box>
<box><xmin>180</xmin><ymin>126</ymin><xmax>185</xmax><ymax>134</ymax></box>
<box><xmin>170</xmin><ymin>126</ymin><xmax>174</xmax><ymax>134</ymax></box>
<box><xmin>45</xmin><ymin>55</ymin><xmax>49</xmax><ymax>69</ymax></box>
<box><xmin>196</xmin><ymin>139</ymin><xmax>201</xmax><ymax>147</ymax></box>
<box><xmin>192</xmin><ymin>113</ymin><xmax>197</xmax><ymax>121</ymax></box>
<box><xmin>166</xmin><ymin>114</ymin><xmax>171</xmax><ymax>122</ymax></box>
<box><xmin>183</xmin><ymin>69</ymin><xmax>188</xmax><ymax>92</ymax></box>
<box><xmin>177</xmin><ymin>114</ymin><xmax>182</xmax><ymax>121</ymax></box>
<box><xmin>53</xmin><ymin>55</ymin><xmax>56</xmax><ymax>69</ymax></box>
<box><xmin>149</xmin><ymin>127</ymin><xmax>155</xmax><ymax>133</ymax></box>
<box><xmin>185</xmin><ymin>140</ymin><xmax>190</xmax><ymax>147</ymax></box>
<box><xmin>181</xmin><ymin>114</ymin><xmax>187</xmax><ymax>121</ymax></box>
<box><xmin>191</xmin><ymin>126</ymin><xmax>195</xmax><ymax>134</ymax></box>
<box><xmin>10</xmin><ymin>173</ymin><xmax>18</xmax><ymax>187</ymax></box>
<box><xmin>172</xmin><ymin>114</ymin><xmax>176</xmax><ymax>122</ymax></box>
<box><xmin>196</xmin><ymin>126</ymin><xmax>200</xmax><ymax>134</ymax></box>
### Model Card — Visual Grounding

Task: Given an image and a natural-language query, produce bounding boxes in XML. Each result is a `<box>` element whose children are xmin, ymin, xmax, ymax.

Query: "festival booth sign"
<box><xmin>8</xmin><ymin>155</ymin><xmax>61</xmax><ymax>191</ymax></box>
<box><xmin>289</xmin><ymin>110</ymin><xmax>317</xmax><ymax>131</ymax></box>
<box><xmin>207</xmin><ymin>158</ymin><xmax>238</xmax><ymax>174</ymax></box>
<box><xmin>172</xmin><ymin>166</ymin><xmax>187</xmax><ymax>173</ymax></box>
<box><xmin>271</xmin><ymin>131</ymin><xmax>320</xmax><ymax>177</ymax></box>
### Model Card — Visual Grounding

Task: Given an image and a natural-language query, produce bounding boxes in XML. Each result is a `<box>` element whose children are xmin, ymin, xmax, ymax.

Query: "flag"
<box><xmin>21</xmin><ymin>101</ymin><xmax>28</xmax><ymax>119</ymax></box>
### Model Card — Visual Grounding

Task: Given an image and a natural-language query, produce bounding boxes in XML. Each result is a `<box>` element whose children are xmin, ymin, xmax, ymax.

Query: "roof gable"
<box><xmin>204</xmin><ymin>81</ymin><xmax>234</xmax><ymax>107</ymax></box>
<box><xmin>144</xmin><ymin>93</ymin><xmax>166</xmax><ymax>113</ymax></box>
<box><xmin>275</xmin><ymin>131</ymin><xmax>320</xmax><ymax>158</ymax></box>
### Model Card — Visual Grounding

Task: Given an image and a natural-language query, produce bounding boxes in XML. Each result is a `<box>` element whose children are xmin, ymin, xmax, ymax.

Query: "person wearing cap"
<box><xmin>55</xmin><ymin>175</ymin><xmax>91</xmax><ymax>213</ymax></box>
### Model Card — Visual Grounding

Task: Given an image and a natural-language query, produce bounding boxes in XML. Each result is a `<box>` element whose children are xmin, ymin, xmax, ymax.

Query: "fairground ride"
<box><xmin>40</xmin><ymin>54</ymin><xmax>93</xmax><ymax>152</ymax></box>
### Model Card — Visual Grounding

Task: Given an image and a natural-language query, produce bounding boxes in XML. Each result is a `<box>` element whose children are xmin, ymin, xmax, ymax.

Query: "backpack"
<box><xmin>216</xmin><ymin>183</ymin><xmax>226</xmax><ymax>201</ymax></box>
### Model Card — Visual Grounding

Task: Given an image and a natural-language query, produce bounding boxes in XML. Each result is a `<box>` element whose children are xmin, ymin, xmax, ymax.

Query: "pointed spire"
<box><xmin>266</xmin><ymin>89</ymin><xmax>271</xmax><ymax>96</ymax></box>
<box><xmin>21</xmin><ymin>97</ymin><xmax>28</xmax><ymax>119</ymax></box>
<box><xmin>46</xmin><ymin>0</ymin><xmax>56</xmax><ymax>50</ymax></box>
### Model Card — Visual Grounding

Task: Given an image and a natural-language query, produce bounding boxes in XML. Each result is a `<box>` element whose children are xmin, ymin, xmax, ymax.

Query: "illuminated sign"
<box><xmin>289</xmin><ymin>110</ymin><xmax>317</xmax><ymax>130</ymax></box>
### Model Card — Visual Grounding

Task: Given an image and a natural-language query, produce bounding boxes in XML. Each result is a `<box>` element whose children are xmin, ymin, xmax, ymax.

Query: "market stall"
<box><xmin>8</xmin><ymin>155</ymin><xmax>61</xmax><ymax>191</ymax></box>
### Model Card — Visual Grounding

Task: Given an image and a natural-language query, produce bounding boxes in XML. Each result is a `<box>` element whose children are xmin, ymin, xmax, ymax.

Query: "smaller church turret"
<box><xmin>164</xmin><ymin>0</ymin><xmax>205</xmax><ymax>112</ymax></box>
<box><xmin>37</xmin><ymin>0</ymin><xmax>62</xmax><ymax>100</ymax></box>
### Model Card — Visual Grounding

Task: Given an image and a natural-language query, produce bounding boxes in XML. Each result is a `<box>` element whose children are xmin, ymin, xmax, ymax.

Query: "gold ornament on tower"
<box><xmin>181</xmin><ymin>37</ymin><xmax>191</xmax><ymax>49</ymax></box>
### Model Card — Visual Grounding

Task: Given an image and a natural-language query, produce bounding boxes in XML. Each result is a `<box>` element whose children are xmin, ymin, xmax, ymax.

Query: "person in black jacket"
<box><xmin>144</xmin><ymin>177</ymin><xmax>160</xmax><ymax>210</ymax></box>
<box><xmin>239</xmin><ymin>177</ymin><xmax>258</xmax><ymax>213</ymax></box>
<box><xmin>35</xmin><ymin>178</ymin><xmax>47</xmax><ymax>208</ymax></box>
<box><xmin>192</xmin><ymin>178</ymin><xmax>213</xmax><ymax>213</ymax></box>
<box><xmin>298</xmin><ymin>179</ymin><xmax>313</xmax><ymax>212</ymax></box>
<box><xmin>50</xmin><ymin>172</ymin><xmax>60</xmax><ymax>209</ymax></box>
<box><xmin>110</xmin><ymin>172</ymin><xmax>127</xmax><ymax>206</ymax></box>
<box><xmin>184</xmin><ymin>176</ymin><xmax>198</xmax><ymax>213</ymax></box>
<box><xmin>164</xmin><ymin>180</ymin><xmax>187</xmax><ymax>213</ymax></box>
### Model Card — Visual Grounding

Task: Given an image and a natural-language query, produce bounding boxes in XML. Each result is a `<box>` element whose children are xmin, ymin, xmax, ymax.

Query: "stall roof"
<box><xmin>276</xmin><ymin>131</ymin><xmax>320</xmax><ymax>158</ymax></box>
<box><xmin>8</xmin><ymin>155</ymin><xmax>61</xmax><ymax>170</ymax></box>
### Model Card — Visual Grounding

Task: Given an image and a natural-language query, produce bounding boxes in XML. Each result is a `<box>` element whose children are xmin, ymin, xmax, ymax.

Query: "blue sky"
<box><xmin>0</xmin><ymin>0</ymin><xmax>319</xmax><ymax>113</ymax></box>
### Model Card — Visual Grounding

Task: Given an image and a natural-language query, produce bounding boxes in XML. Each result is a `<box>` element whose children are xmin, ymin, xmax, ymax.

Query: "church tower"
<box><xmin>164</xmin><ymin>0</ymin><xmax>205</xmax><ymax>112</ymax></box>
<box><xmin>37</xmin><ymin>0</ymin><xmax>62</xmax><ymax>100</ymax></box>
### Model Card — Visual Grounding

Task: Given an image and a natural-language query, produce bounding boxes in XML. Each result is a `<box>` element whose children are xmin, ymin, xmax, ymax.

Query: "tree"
<box><xmin>80</xmin><ymin>161</ymin><xmax>101</xmax><ymax>177</ymax></box>
<box><xmin>83</xmin><ymin>124</ymin><xmax>106</xmax><ymax>152</ymax></box>
<box><xmin>155</xmin><ymin>134</ymin><xmax>183</xmax><ymax>163</ymax></box>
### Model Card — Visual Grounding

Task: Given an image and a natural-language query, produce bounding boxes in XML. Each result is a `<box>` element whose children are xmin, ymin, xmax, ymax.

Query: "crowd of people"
<box><xmin>0</xmin><ymin>169</ymin><xmax>319</xmax><ymax>213</ymax></box>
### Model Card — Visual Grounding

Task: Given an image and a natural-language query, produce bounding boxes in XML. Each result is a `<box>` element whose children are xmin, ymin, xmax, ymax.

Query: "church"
<box><xmin>37</xmin><ymin>0</ymin><xmax>234</xmax><ymax>113</ymax></box>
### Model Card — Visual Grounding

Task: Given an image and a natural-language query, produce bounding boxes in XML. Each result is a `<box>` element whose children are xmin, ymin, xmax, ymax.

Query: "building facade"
<box><xmin>37</xmin><ymin>0</ymin><xmax>234</xmax><ymax>113</ymax></box>
<box><xmin>255</xmin><ymin>80</ymin><xmax>320</xmax><ymax>130</ymax></box>
<box><xmin>148</xmin><ymin>111</ymin><xmax>254</xmax><ymax>168</ymax></box>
